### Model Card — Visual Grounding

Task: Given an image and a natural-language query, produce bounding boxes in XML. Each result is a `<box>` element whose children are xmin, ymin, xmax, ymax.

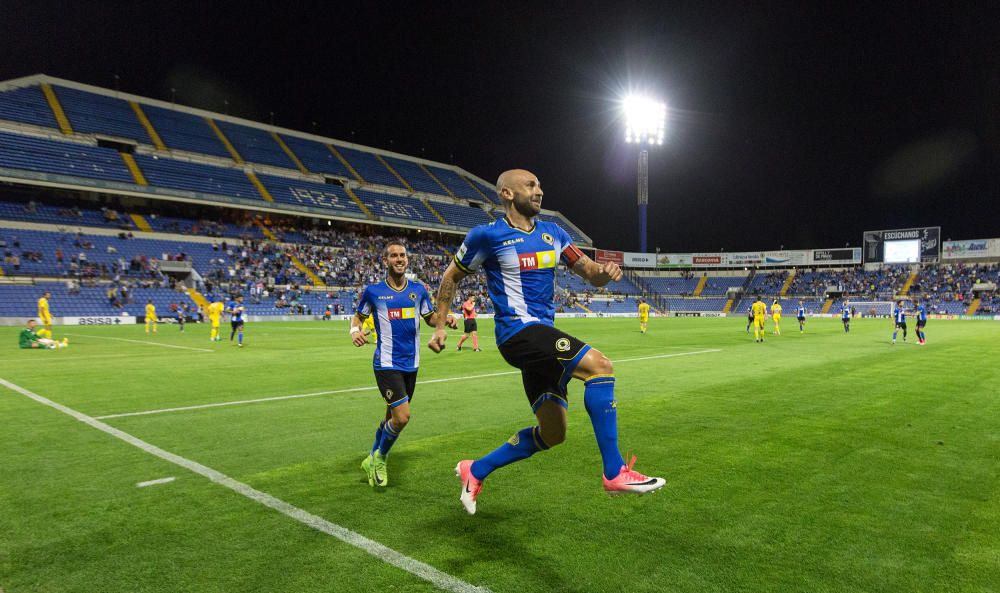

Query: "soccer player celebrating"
<box><xmin>638</xmin><ymin>298</ymin><xmax>650</xmax><ymax>334</ymax></box>
<box><xmin>145</xmin><ymin>300</ymin><xmax>158</xmax><ymax>334</ymax></box>
<box><xmin>428</xmin><ymin>169</ymin><xmax>665</xmax><ymax>515</ymax></box>
<box><xmin>206</xmin><ymin>298</ymin><xmax>225</xmax><ymax>342</ymax></box>
<box><xmin>913</xmin><ymin>299</ymin><xmax>928</xmax><ymax>345</ymax></box>
<box><xmin>37</xmin><ymin>291</ymin><xmax>54</xmax><ymax>339</ymax></box>
<box><xmin>456</xmin><ymin>296</ymin><xmax>481</xmax><ymax>351</ymax></box>
<box><xmin>751</xmin><ymin>295</ymin><xmax>767</xmax><ymax>343</ymax></box>
<box><xmin>770</xmin><ymin>299</ymin><xmax>782</xmax><ymax>335</ymax></box>
<box><xmin>19</xmin><ymin>319</ymin><xmax>68</xmax><ymax>349</ymax></box>
<box><xmin>228</xmin><ymin>294</ymin><xmax>246</xmax><ymax>347</ymax></box>
<box><xmin>891</xmin><ymin>299</ymin><xmax>907</xmax><ymax>344</ymax></box>
<box><xmin>841</xmin><ymin>301</ymin><xmax>851</xmax><ymax>333</ymax></box>
<box><xmin>351</xmin><ymin>241</ymin><xmax>456</xmax><ymax>488</ymax></box>
<box><xmin>797</xmin><ymin>300</ymin><xmax>806</xmax><ymax>333</ymax></box>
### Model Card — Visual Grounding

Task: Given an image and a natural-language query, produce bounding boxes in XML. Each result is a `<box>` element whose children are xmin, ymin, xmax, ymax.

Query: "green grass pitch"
<box><xmin>1</xmin><ymin>317</ymin><xmax>998</xmax><ymax>593</ymax></box>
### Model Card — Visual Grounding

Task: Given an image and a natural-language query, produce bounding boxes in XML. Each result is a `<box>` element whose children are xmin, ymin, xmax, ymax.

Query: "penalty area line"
<box><xmin>95</xmin><ymin>348</ymin><xmax>722</xmax><ymax>420</ymax></box>
<box><xmin>62</xmin><ymin>333</ymin><xmax>214</xmax><ymax>353</ymax></box>
<box><xmin>0</xmin><ymin>377</ymin><xmax>491</xmax><ymax>593</ymax></box>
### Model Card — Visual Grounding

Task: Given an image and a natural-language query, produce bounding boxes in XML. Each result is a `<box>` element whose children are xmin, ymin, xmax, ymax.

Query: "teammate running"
<box><xmin>842</xmin><ymin>301</ymin><xmax>851</xmax><ymax>333</ymax></box>
<box><xmin>428</xmin><ymin>169</ymin><xmax>665</xmax><ymax>515</ymax></box>
<box><xmin>352</xmin><ymin>241</ymin><xmax>456</xmax><ymax>488</ymax></box>
<box><xmin>797</xmin><ymin>300</ymin><xmax>806</xmax><ymax>332</ymax></box>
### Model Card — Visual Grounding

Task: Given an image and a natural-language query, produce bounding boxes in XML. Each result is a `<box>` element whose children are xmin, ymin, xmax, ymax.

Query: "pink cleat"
<box><xmin>455</xmin><ymin>460</ymin><xmax>483</xmax><ymax>514</ymax></box>
<box><xmin>603</xmin><ymin>455</ymin><xmax>665</xmax><ymax>496</ymax></box>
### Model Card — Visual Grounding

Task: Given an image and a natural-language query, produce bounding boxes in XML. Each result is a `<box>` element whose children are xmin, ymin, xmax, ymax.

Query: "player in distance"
<box><xmin>228</xmin><ymin>295</ymin><xmax>246</xmax><ymax>347</ymax></box>
<box><xmin>638</xmin><ymin>298</ymin><xmax>650</xmax><ymax>334</ymax></box>
<box><xmin>456</xmin><ymin>296</ymin><xmax>481</xmax><ymax>351</ymax></box>
<box><xmin>19</xmin><ymin>319</ymin><xmax>68</xmax><ymax>349</ymax></box>
<box><xmin>428</xmin><ymin>169</ymin><xmax>665</xmax><ymax>515</ymax></box>
<box><xmin>770</xmin><ymin>299</ymin><xmax>782</xmax><ymax>335</ymax></box>
<box><xmin>145</xmin><ymin>300</ymin><xmax>158</xmax><ymax>334</ymax></box>
<box><xmin>751</xmin><ymin>296</ymin><xmax>767</xmax><ymax>343</ymax></box>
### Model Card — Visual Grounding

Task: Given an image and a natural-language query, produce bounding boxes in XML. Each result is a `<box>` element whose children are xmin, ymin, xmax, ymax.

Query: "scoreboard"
<box><xmin>863</xmin><ymin>227</ymin><xmax>941</xmax><ymax>263</ymax></box>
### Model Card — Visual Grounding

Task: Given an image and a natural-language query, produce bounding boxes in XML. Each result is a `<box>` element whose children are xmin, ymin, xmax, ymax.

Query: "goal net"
<box><xmin>847</xmin><ymin>301</ymin><xmax>896</xmax><ymax>317</ymax></box>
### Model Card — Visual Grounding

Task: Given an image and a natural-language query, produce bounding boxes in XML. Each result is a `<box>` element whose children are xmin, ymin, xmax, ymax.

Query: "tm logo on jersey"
<box><xmin>518</xmin><ymin>250</ymin><xmax>557</xmax><ymax>271</ymax></box>
<box><xmin>387</xmin><ymin>307</ymin><xmax>416</xmax><ymax>320</ymax></box>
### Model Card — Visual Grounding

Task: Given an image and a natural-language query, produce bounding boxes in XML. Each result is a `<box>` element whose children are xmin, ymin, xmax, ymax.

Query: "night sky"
<box><xmin>2</xmin><ymin>2</ymin><xmax>998</xmax><ymax>252</ymax></box>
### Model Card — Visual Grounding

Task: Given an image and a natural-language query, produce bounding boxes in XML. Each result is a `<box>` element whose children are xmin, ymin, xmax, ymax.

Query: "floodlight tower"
<box><xmin>623</xmin><ymin>96</ymin><xmax>666</xmax><ymax>253</ymax></box>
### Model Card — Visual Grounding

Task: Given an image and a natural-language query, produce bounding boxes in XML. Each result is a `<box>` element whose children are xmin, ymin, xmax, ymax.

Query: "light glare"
<box><xmin>623</xmin><ymin>95</ymin><xmax>666</xmax><ymax>145</ymax></box>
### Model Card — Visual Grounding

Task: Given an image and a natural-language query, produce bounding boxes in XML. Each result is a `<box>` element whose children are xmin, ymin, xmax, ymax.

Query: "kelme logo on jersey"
<box><xmin>555</xmin><ymin>338</ymin><xmax>571</xmax><ymax>352</ymax></box>
<box><xmin>518</xmin><ymin>250</ymin><xmax>557</xmax><ymax>271</ymax></box>
<box><xmin>387</xmin><ymin>307</ymin><xmax>416</xmax><ymax>319</ymax></box>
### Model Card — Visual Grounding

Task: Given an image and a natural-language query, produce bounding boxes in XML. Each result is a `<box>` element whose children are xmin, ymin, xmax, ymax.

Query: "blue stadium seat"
<box><xmin>0</xmin><ymin>85</ymin><xmax>57</xmax><ymax>129</ymax></box>
<box><xmin>277</xmin><ymin>135</ymin><xmax>353</xmax><ymax>178</ymax></box>
<box><xmin>215</xmin><ymin>121</ymin><xmax>294</xmax><ymax>169</ymax></box>
<box><xmin>256</xmin><ymin>174</ymin><xmax>367</xmax><ymax>219</ymax></box>
<box><xmin>133</xmin><ymin>155</ymin><xmax>260</xmax><ymax>201</ymax></box>
<box><xmin>142</xmin><ymin>105</ymin><xmax>231</xmax><ymax>158</ymax></box>
<box><xmin>336</xmin><ymin>147</ymin><xmax>407</xmax><ymax>189</ymax></box>
<box><xmin>54</xmin><ymin>86</ymin><xmax>152</xmax><ymax>143</ymax></box>
<box><xmin>0</xmin><ymin>131</ymin><xmax>134</xmax><ymax>184</ymax></box>
<box><xmin>354</xmin><ymin>189</ymin><xmax>436</xmax><ymax>223</ymax></box>
<box><xmin>381</xmin><ymin>156</ymin><xmax>445</xmax><ymax>194</ymax></box>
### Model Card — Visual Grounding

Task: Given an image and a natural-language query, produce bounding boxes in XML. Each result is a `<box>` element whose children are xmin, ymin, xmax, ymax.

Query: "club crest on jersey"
<box><xmin>555</xmin><ymin>338</ymin><xmax>571</xmax><ymax>352</ymax></box>
<box><xmin>541</xmin><ymin>232</ymin><xmax>554</xmax><ymax>245</ymax></box>
<box><xmin>408</xmin><ymin>292</ymin><xmax>417</xmax><ymax>301</ymax></box>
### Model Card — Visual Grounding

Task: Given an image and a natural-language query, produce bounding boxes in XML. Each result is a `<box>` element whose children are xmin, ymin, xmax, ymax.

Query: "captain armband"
<box><xmin>561</xmin><ymin>244</ymin><xmax>584</xmax><ymax>267</ymax></box>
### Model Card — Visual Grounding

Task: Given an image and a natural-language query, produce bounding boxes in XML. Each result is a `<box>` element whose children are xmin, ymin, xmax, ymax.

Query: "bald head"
<box><xmin>496</xmin><ymin>169</ymin><xmax>543</xmax><ymax>218</ymax></box>
<box><xmin>496</xmin><ymin>169</ymin><xmax>536</xmax><ymax>192</ymax></box>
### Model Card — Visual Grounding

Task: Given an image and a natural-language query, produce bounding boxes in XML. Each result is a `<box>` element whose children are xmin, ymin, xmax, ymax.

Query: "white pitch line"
<box><xmin>0</xmin><ymin>378</ymin><xmax>491</xmax><ymax>593</ymax></box>
<box><xmin>62</xmin><ymin>333</ymin><xmax>214</xmax><ymax>353</ymax></box>
<box><xmin>136</xmin><ymin>476</ymin><xmax>176</xmax><ymax>488</ymax></box>
<box><xmin>94</xmin><ymin>348</ymin><xmax>722</xmax><ymax>420</ymax></box>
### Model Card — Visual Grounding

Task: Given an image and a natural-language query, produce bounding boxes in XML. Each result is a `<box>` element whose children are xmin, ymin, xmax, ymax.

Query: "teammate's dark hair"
<box><xmin>383</xmin><ymin>240</ymin><xmax>406</xmax><ymax>259</ymax></box>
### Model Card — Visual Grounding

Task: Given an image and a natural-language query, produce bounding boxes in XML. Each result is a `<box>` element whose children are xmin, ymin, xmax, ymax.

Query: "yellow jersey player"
<box><xmin>37</xmin><ymin>291</ymin><xmax>53</xmax><ymax>339</ymax></box>
<box><xmin>637</xmin><ymin>298</ymin><xmax>650</xmax><ymax>334</ymax></box>
<box><xmin>751</xmin><ymin>295</ymin><xmax>767</xmax><ymax>343</ymax></box>
<box><xmin>144</xmin><ymin>300</ymin><xmax>158</xmax><ymax>334</ymax></box>
<box><xmin>207</xmin><ymin>299</ymin><xmax>225</xmax><ymax>342</ymax></box>
<box><xmin>361</xmin><ymin>312</ymin><xmax>377</xmax><ymax>342</ymax></box>
<box><xmin>770</xmin><ymin>299</ymin><xmax>782</xmax><ymax>335</ymax></box>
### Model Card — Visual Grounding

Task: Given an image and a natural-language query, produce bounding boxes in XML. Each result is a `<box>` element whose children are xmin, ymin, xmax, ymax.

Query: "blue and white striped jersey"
<box><xmin>454</xmin><ymin>217</ymin><xmax>581</xmax><ymax>345</ymax></box>
<box><xmin>356</xmin><ymin>279</ymin><xmax>433</xmax><ymax>371</ymax></box>
<box><xmin>894</xmin><ymin>307</ymin><xmax>906</xmax><ymax>324</ymax></box>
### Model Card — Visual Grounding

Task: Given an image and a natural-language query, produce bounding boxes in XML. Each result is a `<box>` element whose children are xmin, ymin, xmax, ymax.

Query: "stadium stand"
<box><xmin>277</xmin><ymin>135</ymin><xmax>354</xmax><ymax>179</ymax></box>
<box><xmin>426</xmin><ymin>200</ymin><xmax>494</xmax><ymax>228</ymax></box>
<box><xmin>53</xmin><ymin>85</ymin><xmax>152</xmax><ymax>142</ymax></box>
<box><xmin>133</xmin><ymin>155</ymin><xmax>260</xmax><ymax>201</ymax></box>
<box><xmin>215</xmin><ymin>121</ymin><xmax>295</xmax><ymax>169</ymax></box>
<box><xmin>0</xmin><ymin>131</ymin><xmax>135</xmax><ymax>184</ymax></box>
<box><xmin>0</xmin><ymin>84</ymin><xmax>58</xmax><ymax>128</ymax></box>
<box><xmin>141</xmin><ymin>105</ymin><xmax>231</xmax><ymax>158</ymax></box>
<box><xmin>423</xmin><ymin>164</ymin><xmax>482</xmax><ymax>200</ymax></box>
<box><xmin>353</xmin><ymin>188</ymin><xmax>438</xmax><ymax>224</ymax></box>
<box><xmin>336</xmin><ymin>146</ymin><xmax>407</xmax><ymax>189</ymax></box>
<box><xmin>256</xmin><ymin>174</ymin><xmax>367</xmax><ymax>219</ymax></box>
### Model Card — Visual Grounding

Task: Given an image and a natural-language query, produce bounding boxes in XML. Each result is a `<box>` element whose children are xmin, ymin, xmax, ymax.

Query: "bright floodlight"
<box><xmin>623</xmin><ymin>95</ymin><xmax>666</xmax><ymax>145</ymax></box>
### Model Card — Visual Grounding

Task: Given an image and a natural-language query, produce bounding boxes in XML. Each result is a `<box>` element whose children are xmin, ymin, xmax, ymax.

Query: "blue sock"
<box><xmin>471</xmin><ymin>426</ymin><xmax>547</xmax><ymax>481</ymax></box>
<box><xmin>892</xmin><ymin>331</ymin><xmax>897</xmax><ymax>341</ymax></box>
<box><xmin>238</xmin><ymin>332</ymin><xmax>243</xmax><ymax>345</ymax></box>
<box><xmin>584</xmin><ymin>376</ymin><xmax>626</xmax><ymax>480</ymax></box>
<box><xmin>370</xmin><ymin>420</ymin><xmax>385</xmax><ymax>455</ymax></box>
<box><xmin>378</xmin><ymin>419</ymin><xmax>402</xmax><ymax>456</ymax></box>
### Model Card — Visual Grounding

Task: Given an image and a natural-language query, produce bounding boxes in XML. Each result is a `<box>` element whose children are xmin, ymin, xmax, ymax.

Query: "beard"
<box><xmin>512</xmin><ymin>195</ymin><xmax>541</xmax><ymax>218</ymax></box>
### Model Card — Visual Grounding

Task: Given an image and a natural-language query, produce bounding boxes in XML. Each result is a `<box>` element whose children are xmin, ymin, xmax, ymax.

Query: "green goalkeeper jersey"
<box><xmin>19</xmin><ymin>328</ymin><xmax>40</xmax><ymax>349</ymax></box>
